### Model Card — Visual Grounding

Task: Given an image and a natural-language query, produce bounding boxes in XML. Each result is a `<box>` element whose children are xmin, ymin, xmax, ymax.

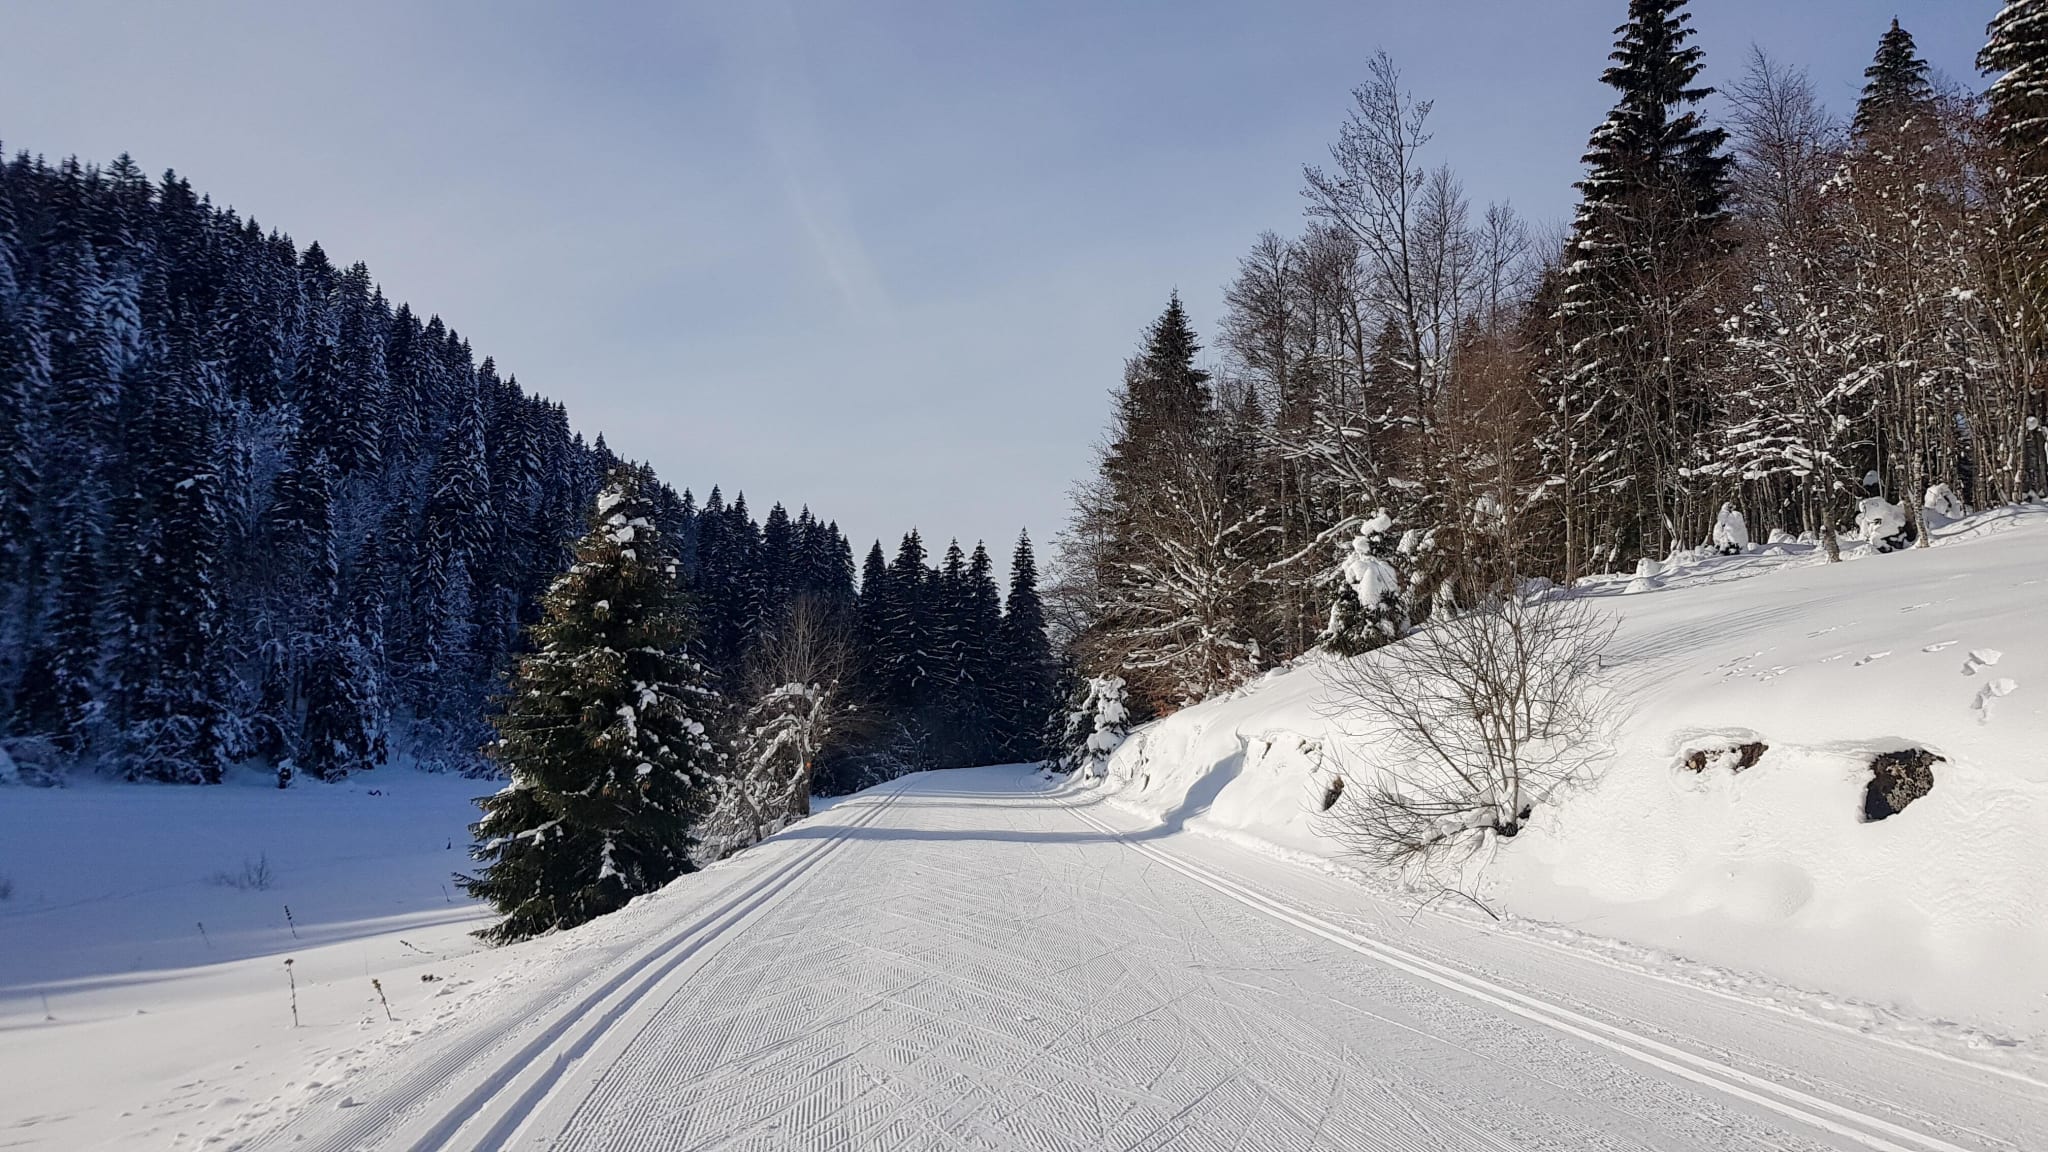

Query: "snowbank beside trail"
<box><xmin>0</xmin><ymin>767</ymin><xmax>498</xmax><ymax>1150</ymax></box>
<box><xmin>1066</xmin><ymin>505</ymin><xmax>2048</xmax><ymax>1040</ymax></box>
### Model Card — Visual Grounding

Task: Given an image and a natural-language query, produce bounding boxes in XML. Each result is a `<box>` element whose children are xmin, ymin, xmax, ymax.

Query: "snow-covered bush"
<box><xmin>1922</xmin><ymin>483</ymin><xmax>1967</xmax><ymax>523</ymax></box>
<box><xmin>1709</xmin><ymin>503</ymin><xmax>1749</xmax><ymax>555</ymax></box>
<box><xmin>1856</xmin><ymin>497</ymin><xmax>1911</xmax><ymax>553</ymax></box>
<box><xmin>1323</xmin><ymin>510</ymin><xmax>1408</xmax><ymax>656</ymax></box>
<box><xmin>1318</xmin><ymin>593</ymin><xmax>1617</xmax><ymax>869</ymax></box>
<box><xmin>1053</xmin><ymin>676</ymin><xmax>1130</xmax><ymax>776</ymax></box>
<box><xmin>1624</xmin><ymin>557</ymin><xmax>1662</xmax><ymax>594</ymax></box>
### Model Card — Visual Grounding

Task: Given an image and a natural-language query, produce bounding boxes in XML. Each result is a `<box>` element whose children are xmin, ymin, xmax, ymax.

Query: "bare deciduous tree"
<box><xmin>697</xmin><ymin>593</ymin><xmax>851</xmax><ymax>861</ymax></box>
<box><xmin>1316</xmin><ymin>593</ymin><xmax>1616</xmax><ymax>870</ymax></box>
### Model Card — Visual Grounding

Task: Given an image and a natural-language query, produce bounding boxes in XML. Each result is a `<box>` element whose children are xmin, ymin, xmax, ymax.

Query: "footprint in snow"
<box><xmin>1972</xmin><ymin>678</ymin><xmax>2019</xmax><ymax>722</ymax></box>
<box><xmin>1853</xmin><ymin>652</ymin><xmax>1891</xmax><ymax>667</ymax></box>
<box><xmin>1923</xmin><ymin>640</ymin><xmax>1958</xmax><ymax>653</ymax></box>
<box><xmin>1963</xmin><ymin>648</ymin><xmax>2003</xmax><ymax>676</ymax></box>
<box><xmin>1820</xmin><ymin>653</ymin><xmax>1848</xmax><ymax>663</ymax></box>
<box><xmin>1900</xmin><ymin>602</ymin><xmax>1931</xmax><ymax>612</ymax></box>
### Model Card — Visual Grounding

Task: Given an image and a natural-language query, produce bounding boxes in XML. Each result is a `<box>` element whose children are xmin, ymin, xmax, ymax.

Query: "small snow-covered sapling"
<box><xmin>284</xmin><ymin>958</ymin><xmax>300</xmax><ymax>1027</ymax></box>
<box><xmin>197</xmin><ymin>920</ymin><xmax>211</xmax><ymax>948</ymax></box>
<box><xmin>372</xmin><ymin>978</ymin><xmax>394</xmax><ymax>1022</ymax></box>
<box><xmin>284</xmin><ymin>904</ymin><xmax>299</xmax><ymax>939</ymax></box>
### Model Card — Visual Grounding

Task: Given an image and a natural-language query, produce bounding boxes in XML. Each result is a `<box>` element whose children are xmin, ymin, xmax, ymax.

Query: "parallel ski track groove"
<box><xmin>1059</xmin><ymin>796</ymin><xmax>1980</xmax><ymax>1152</ymax></box>
<box><xmin>444</xmin><ymin>783</ymin><xmax>912</xmax><ymax>1152</ymax></box>
<box><xmin>260</xmin><ymin>783</ymin><xmax>908</xmax><ymax>1152</ymax></box>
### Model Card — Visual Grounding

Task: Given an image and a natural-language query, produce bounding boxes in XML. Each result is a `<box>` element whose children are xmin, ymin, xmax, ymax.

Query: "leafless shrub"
<box><xmin>208</xmin><ymin>853</ymin><xmax>275</xmax><ymax>891</ymax></box>
<box><xmin>1317</xmin><ymin>593</ymin><xmax>1616</xmax><ymax>869</ymax></box>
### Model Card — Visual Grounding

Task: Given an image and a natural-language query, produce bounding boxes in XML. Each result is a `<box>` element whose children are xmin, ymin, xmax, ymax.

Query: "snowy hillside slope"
<box><xmin>1068</xmin><ymin>505</ymin><xmax>2048</xmax><ymax>1040</ymax></box>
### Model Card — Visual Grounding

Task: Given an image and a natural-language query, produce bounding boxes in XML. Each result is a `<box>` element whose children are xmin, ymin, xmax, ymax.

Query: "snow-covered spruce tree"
<box><xmin>1854</xmin><ymin>19</ymin><xmax>1936</xmax><ymax>137</ymax></box>
<box><xmin>1982</xmin><ymin>2</ymin><xmax>2048</xmax><ymax>331</ymax></box>
<box><xmin>1550</xmin><ymin>0</ymin><xmax>1731</xmax><ymax>571</ymax></box>
<box><xmin>1323</xmin><ymin>509</ymin><xmax>1408</xmax><ymax>656</ymax></box>
<box><xmin>994</xmin><ymin>531</ymin><xmax>1057</xmax><ymax>762</ymax></box>
<box><xmin>460</xmin><ymin>469</ymin><xmax>724</xmax><ymax>944</ymax></box>
<box><xmin>1052</xmin><ymin>675</ymin><xmax>1129</xmax><ymax>776</ymax></box>
<box><xmin>1983</xmin><ymin>2</ymin><xmax>2048</xmax><ymax>215</ymax></box>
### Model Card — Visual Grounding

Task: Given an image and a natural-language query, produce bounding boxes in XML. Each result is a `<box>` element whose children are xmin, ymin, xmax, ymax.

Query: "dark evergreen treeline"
<box><xmin>840</xmin><ymin>529</ymin><xmax>1057</xmax><ymax>782</ymax></box>
<box><xmin>0</xmin><ymin>148</ymin><xmax>612</xmax><ymax>782</ymax></box>
<box><xmin>673</xmin><ymin>489</ymin><xmax>1059</xmax><ymax>787</ymax></box>
<box><xmin>0</xmin><ymin>147</ymin><xmax>1059</xmax><ymax>786</ymax></box>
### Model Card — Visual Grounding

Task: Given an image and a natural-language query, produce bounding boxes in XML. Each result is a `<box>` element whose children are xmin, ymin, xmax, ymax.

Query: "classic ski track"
<box><xmin>259</xmin><ymin>782</ymin><xmax>909</xmax><ymax>1152</ymax></box>
<box><xmin>527</xmin><ymin>776</ymin><xmax>1852</xmax><ymax>1151</ymax></box>
<box><xmin>1057</xmin><ymin>797</ymin><xmax>1980</xmax><ymax>1152</ymax></box>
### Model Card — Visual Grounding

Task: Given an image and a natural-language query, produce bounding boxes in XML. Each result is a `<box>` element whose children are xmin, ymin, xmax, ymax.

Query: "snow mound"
<box><xmin>1063</xmin><ymin>505</ymin><xmax>2048</xmax><ymax>1039</ymax></box>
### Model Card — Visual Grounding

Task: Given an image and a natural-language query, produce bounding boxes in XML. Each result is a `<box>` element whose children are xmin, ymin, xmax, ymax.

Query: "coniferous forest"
<box><xmin>1053</xmin><ymin>1</ymin><xmax>2048</xmax><ymax>725</ymax></box>
<box><xmin>0</xmin><ymin>150</ymin><xmax>1057</xmax><ymax>793</ymax></box>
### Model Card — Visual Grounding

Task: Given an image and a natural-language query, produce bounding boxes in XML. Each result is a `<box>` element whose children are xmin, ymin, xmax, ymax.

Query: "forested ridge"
<box><xmin>0</xmin><ymin>149</ymin><xmax>1056</xmax><ymax>788</ymax></box>
<box><xmin>1054</xmin><ymin>1</ymin><xmax>2048</xmax><ymax>723</ymax></box>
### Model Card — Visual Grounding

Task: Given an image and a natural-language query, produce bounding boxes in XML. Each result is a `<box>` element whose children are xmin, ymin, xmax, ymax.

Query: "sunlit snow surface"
<box><xmin>2</xmin><ymin>506</ymin><xmax>2046</xmax><ymax>1149</ymax></box>
<box><xmin>1080</xmin><ymin>504</ymin><xmax>2048</xmax><ymax>1045</ymax></box>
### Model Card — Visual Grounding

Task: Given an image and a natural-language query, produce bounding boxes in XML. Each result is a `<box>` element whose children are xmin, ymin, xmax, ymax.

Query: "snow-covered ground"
<box><xmin>4</xmin><ymin>764</ymin><xmax>2046</xmax><ymax>1148</ymax></box>
<box><xmin>1079</xmin><ymin>504</ymin><xmax>2048</xmax><ymax>1048</ymax></box>
<box><xmin>0</xmin><ymin>769</ymin><xmax>499</xmax><ymax>1149</ymax></box>
<box><xmin>4</xmin><ymin>510</ymin><xmax>2046</xmax><ymax>1149</ymax></box>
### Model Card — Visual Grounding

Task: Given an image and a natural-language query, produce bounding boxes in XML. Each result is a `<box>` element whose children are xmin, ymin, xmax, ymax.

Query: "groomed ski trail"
<box><xmin>262</xmin><ymin>767</ymin><xmax>2045</xmax><ymax>1151</ymax></box>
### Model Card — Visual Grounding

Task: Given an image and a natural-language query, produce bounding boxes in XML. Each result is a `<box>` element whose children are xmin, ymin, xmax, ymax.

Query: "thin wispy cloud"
<box><xmin>710</xmin><ymin>0</ymin><xmax>894</xmax><ymax>325</ymax></box>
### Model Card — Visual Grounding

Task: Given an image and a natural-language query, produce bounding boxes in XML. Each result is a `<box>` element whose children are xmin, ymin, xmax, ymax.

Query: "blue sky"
<box><xmin>0</xmin><ymin>1</ymin><xmax>1997</xmax><ymax>570</ymax></box>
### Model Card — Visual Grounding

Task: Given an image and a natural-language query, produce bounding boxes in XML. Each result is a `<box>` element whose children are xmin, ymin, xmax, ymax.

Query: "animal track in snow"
<box><xmin>1923</xmin><ymin>640</ymin><xmax>1958</xmax><ymax>653</ymax></box>
<box><xmin>1900</xmin><ymin>602</ymin><xmax>1931</xmax><ymax>612</ymax></box>
<box><xmin>1853</xmin><ymin>652</ymin><xmax>1892</xmax><ymax>667</ymax></box>
<box><xmin>1963</xmin><ymin>648</ymin><xmax>2003</xmax><ymax>676</ymax></box>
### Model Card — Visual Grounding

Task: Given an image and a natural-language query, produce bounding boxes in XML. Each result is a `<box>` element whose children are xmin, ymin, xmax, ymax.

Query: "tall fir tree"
<box><xmin>1854</xmin><ymin>18</ymin><xmax>1936</xmax><ymax>136</ymax></box>
<box><xmin>461</xmin><ymin>470</ymin><xmax>725</xmax><ymax>943</ymax></box>
<box><xmin>1982</xmin><ymin>1</ymin><xmax>2048</xmax><ymax>313</ymax></box>
<box><xmin>1551</xmin><ymin>0</ymin><xmax>1731</xmax><ymax>571</ymax></box>
<box><xmin>117</xmin><ymin>339</ymin><xmax>231</xmax><ymax>783</ymax></box>
<box><xmin>995</xmin><ymin>531</ymin><xmax>1055</xmax><ymax>761</ymax></box>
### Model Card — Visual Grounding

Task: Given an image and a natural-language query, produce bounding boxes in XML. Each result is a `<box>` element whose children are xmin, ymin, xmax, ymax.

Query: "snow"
<box><xmin>1711</xmin><ymin>501</ymin><xmax>1749</xmax><ymax>553</ymax></box>
<box><xmin>1339</xmin><ymin>524</ymin><xmax>1399</xmax><ymax>610</ymax></box>
<box><xmin>0</xmin><ymin>767</ymin><xmax>495</xmax><ymax>1150</ymax></box>
<box><xmin>7</xmin><ymin>514</ymin><xmax>2048</xmax><ymax>1149</ymax></box>
<box><xmin>1857</xmin><ymin>495</ymin><xmax>1909</xmax><ymax>550</ymax></box>
<box><xmin>4</xmin><ymin>755</ymin><xmax>2044</xmax><ymax>1149</ymax></box>
<box><xmin>1065</xmin><ymin>505</ymin><xmax>2048</xmax><ymax>1045</ymax></box>
<box><xmin>1925</xmin><ymin>483</ymin><xmax>1968</xmax><ymax>522</ymax></box>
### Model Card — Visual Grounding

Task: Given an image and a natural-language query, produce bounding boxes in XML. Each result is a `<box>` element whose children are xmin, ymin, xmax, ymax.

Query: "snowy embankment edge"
<box><xmin>1056</xmin><ymin>505</ymin><xmax>2048</xmax><ymax>1057</ymax></box>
